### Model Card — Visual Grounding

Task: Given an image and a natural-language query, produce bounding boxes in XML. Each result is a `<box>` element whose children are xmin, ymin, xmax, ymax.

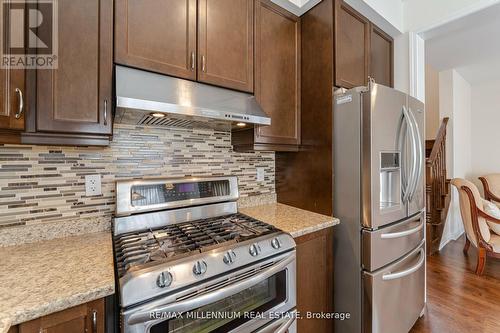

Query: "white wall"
<box><xmin>470</xmin><ymin>79</ymin><xmax>500</xmax><ymax>190</ymax></box>
<box><xmin>403</xmin><ymin>0</ymin><xmax>500</xmax><ymax>32</ymax></box>
<box><xmin>425</xmin><ymin>64</ymin><xmax>440</xmax><ymax>139</ymax></box>
<box><xmin>363</xmin><ymin>0</ymin><xmax>403</xmax><ymax>29</ymax></box>
<box><xmin>346</xmin><ymin>0</ymin><xmax>403</xmax><ymax>33</ymax></box>
<box><xmin>394</xmin><ymin>32</ymin><xmax>409</xmax><ymax>94</ymax></box>
<box><xmin>438</xmin><ymin>69</ymin><xmax>472</xmax><ymax>249</ymax></box>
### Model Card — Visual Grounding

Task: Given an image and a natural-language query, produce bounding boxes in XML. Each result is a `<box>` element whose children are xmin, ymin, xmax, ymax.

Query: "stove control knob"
<box><xmin>223</xmin><ymin>250</ymin><xmax>237</xmax><ymax>265</ymax></box>
<box><xmin>271</xmin><ymin>237</ymin><xmax>282</xmax><ymax>249</ymax></box>
<box><xmin>156</xmin><ymin>271</ymin><xmax>173</xmax><ymax>288</ymax></box>
<box><xmin>249</xmin><ymin>243</ymin><xmax>262</xmax><ymax>257</ymax></box>
<box><xmin>193</xmin><ymin>260</ymin><xmax>208</xmax><ymax>276</ymax></box>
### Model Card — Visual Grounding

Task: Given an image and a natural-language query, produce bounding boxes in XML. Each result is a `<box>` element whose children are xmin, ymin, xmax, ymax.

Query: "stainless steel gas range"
<box><xmin>112</xmin><ymin>176</ymin><xmax>297</xmax><ymax>333</ymax></box>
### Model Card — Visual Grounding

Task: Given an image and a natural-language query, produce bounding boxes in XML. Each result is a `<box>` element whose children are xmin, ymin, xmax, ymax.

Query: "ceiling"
<box><xmin>271</xmin><ymin>0</ymin><xmax>322</xmax><ymax>16</ymax></box>
<box><xmin>425</xmin><ymin>3</ymin><xmax>500</xmax><ymax>84</ymax></box>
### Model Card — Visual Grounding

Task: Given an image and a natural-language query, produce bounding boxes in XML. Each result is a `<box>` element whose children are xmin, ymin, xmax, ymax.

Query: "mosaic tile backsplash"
<box><xmin>0</xmin><ymin>124</ymin><xmax>275</xmax><ymax>227</ymax></box>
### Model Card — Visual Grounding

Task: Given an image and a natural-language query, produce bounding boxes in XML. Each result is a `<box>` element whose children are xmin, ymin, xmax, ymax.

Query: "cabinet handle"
<box><xmin>92</xmin><ymin>310</ymin><xmax>98</xmax><ymax>333</ymax></box>
<box><xmin>103</xmin><ymin>99</ymin><xmax>108</xmax><ymax>126</ymax></box>
<box><xmin>190</xmin><ymin>52</ymin><xmax>195</xmax><ymax>71</ymax></box>
<box><xmin>15</xmin><ymin>88</ymin><xmax>24</xmax><ymax>119</ymax></box>
<box><xmin>202</xmin><ymin>55</ymin><xmax>206</xmax><ymax>72</ymax></box>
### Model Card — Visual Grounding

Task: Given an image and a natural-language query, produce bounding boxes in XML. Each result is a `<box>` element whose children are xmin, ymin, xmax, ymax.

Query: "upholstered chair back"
<box><xmin>451</xmin><ymin>178</ymin><xmax>490</xmax><ymax>247</ymax></box>
<box><xmin>480</xmin><ymin>174</ymin><xmax>500</xmax><ymax>203</ymax></box>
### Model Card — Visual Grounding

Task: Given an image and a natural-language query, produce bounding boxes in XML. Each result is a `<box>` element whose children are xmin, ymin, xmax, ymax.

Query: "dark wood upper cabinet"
<box><xmin>0</xmin><ymin>66</ymin><xmax>25</xmax><ymax>132</ymax></box>
<box><xmin>0</xmin><ymin>2</ymin><xmax>25</xmax><ymax>132</ymax></box>
<box><xmin>255</xmin><ymin>0</ymin><xmax>300</xmax><ymax>146</ymax></box>
<box><xmin>18</xmin><ymin>299</ymin><xmax>104</xmax><ymax>333</ymax></box>
<box><xmin>232</xmin><ymin>0</ymin><xmax>300</xmax><ymax>151</ymax></box>
<box><xmin>334</xmin><ymin>0</ymin><xmax>393</xmax><ymax>89</ymax></box>
<box><xmin>198</xmin><ymin>0</ymin><xmax>254</xmax><ymax>92</ymax></box>
<box><xmin>334</xmin><ymin>0</ymin><xmax>370</xmax><ymax>88</ymax></box>
<box><xmin>115</xmin><ymin>0</ymin><xmax>197</xmax><ymax>80</ymax></box>
<box><xmin>35</xmin><ymin>0</ymin><xmax>113</xmax><ymax>135</ymax></box>
<box><xmin>370</xmin><ymin>24</ymin><xmax>394</xmax><ymax>87</ymax></box>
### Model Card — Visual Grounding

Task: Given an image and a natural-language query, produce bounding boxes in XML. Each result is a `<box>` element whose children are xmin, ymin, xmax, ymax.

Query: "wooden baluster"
<box><xmin>425</xmin><ymin>117</ymin><xmax>450</xmax><ymax>254</ymax></box>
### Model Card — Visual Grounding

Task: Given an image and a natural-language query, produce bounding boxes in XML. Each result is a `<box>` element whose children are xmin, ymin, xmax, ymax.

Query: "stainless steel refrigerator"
<box><xmin>333</xmin><ymin>82</ymin><xmax>426</xmax><ymax>333</ymax></box>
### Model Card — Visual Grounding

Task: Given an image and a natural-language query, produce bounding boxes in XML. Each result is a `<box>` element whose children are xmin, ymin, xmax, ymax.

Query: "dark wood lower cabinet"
<box><xmin>295</xmin><ymin>227</ymin><xmax>334</xmax><ymax>333</ymax></box>
<box><xmin>17</xmin><ymin>299</ymin><xmax>105</xmax><ymax>333</ymax></box>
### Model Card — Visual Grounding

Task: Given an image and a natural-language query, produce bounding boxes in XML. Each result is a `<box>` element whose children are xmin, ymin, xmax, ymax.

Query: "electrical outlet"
<box><xmin>256</xmin><ymin>167</ymin><xmax>265</xmax><ymax>182</ymax></box>
<box><xmin>85</xmin><ymin>174</ymin><xmax>102</xmax><ymax>196</ymax></box>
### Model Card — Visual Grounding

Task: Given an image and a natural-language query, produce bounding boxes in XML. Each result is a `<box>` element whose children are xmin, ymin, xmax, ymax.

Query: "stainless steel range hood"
<box><xmin>115</xmin><ymin>66</ymin><xmax>270</xmax><ymax>130</ymax></box>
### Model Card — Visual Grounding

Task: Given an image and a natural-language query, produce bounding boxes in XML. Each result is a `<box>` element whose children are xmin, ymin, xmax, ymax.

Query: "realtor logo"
<box><xmin>1</xmin><ymin>0</ymin><xmax>58</xmax><ymax>69</ymax></box>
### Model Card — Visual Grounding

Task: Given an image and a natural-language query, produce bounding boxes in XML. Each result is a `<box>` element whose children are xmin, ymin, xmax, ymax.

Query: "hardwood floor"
<box><xmin>411</xmin><ymin>235</ymin><xmax>500</xmax><ymax>333</ymax></box>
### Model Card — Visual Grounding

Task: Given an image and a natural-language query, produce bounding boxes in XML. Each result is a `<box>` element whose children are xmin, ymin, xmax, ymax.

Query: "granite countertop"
<box><xmin>240</xmin><ymin>203</ymin><xmax>340</xmax><ymax>238</ymax></box>
<box><xmin>0</xmin><ymin>315</ymin><xmax>10</xmax><ymax>333</ymax></box>
<box><xmin>0</xmin><ymin>200</ymin><xmax>336</xmax><ymax>333</ymax></box>
<box><xmin>0</xmin><ymin>232</ymin><xmax>115</xmax><ymax>333</ymax></box>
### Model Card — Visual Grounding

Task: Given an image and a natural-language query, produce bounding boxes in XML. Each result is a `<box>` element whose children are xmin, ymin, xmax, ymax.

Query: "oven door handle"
<box><xmin>127</xmin><ymin>252</ymin><xmax>295</xmax><ymax>325</ymax></box>
<box><xmin>276</xmin><ymin>315</ymin><xmax>296</xmax><ymax>333</ymax></box>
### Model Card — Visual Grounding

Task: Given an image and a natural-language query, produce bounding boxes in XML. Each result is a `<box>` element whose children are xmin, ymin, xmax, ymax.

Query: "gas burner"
<box><xmin>114</xmin><ymin>213</ymin><xmax>278</xmax><ymax>277</ymax></box>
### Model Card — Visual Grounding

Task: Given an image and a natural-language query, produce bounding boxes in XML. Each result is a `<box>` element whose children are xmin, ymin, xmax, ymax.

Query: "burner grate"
<box><xmin>114</xmin><ymin>213</ymin><xmax>277</xmax><ymax>277</ymax></box>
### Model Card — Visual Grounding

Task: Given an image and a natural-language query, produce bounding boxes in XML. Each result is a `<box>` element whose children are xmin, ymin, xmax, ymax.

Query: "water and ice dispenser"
<box><xmin>379</xmin><ymin>152</ymin><xmax>401</xmax><ymax>210</ymax></box>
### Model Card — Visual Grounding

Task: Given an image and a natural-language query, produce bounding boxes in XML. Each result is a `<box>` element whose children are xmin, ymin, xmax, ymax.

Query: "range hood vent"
<box><xmin>115</xmin><ymin>66</ymin><xmax>271</xmax><ymax>130</ymax></box>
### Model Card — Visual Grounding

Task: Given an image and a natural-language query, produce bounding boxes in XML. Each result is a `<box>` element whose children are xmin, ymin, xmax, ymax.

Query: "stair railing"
<box><xmin>425</xmin><ymin>117</ymin><xmax>450</xmax><ymax>254</ymax></box>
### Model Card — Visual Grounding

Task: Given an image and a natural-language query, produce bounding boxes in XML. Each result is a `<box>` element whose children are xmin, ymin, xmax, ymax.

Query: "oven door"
<box><xmin>123</xmin><ymin>251</ymin><xmax>296</xmax><ymax>333</ymax></box>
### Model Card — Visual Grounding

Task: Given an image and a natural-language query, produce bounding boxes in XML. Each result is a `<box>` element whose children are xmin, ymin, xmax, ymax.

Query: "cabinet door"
<box><xmin>334</xmin><ymin>0</ymin><xmax>370</xmax><ymax>88</ymax></box>
<box><xmin>0</xmin><ymin>1</ymin><xmax>25</xmax><ymax>131</ymax></box>
<box><xmin>19</xmin><ymin>299</ymin><xmax>105</xmax><ymax>333</ymax></box>
<box><xmin>115</xmin><ymin>0</ymin><xmax>197</xmax><ymax>80</ymax></box>
<box><xmin>0</xmin><ymin>67</ymin><xmax>25</xmax><ymax>131</ymax></box>
<box><xmin>370</xmin><ymin>24</ymin><xmax>393</xmax><ymax>87</ymax></box>
<box><xmin>296</xmin><ymin>228</ymin><xmax>334</xmax><ymax>333</ymax></box>
<box><xmin>254</xmin><ymin>0</ymin><xmax>300</xmax><ymax>146</ymax></box>
<box><xmin>198</xmin><ymin>0</ymin><xmax>254</xmax><ymax>92</ymax></box>
<box><xmin>36</xmin><ymin>0</ymin><xmax>113</xmax><ymax>135</ymax></box>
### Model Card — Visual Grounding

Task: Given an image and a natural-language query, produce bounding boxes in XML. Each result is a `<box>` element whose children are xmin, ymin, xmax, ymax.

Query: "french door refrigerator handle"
<box><xmin>382</xmin><ymin>248</ymin><xmax>425</xmax><ymax>281</ymax></box>
<box><xmin>397</xmin><ymin>110</ymin><xmax>410</xmax><ymax>202</ymax></box>
<box><xmin>400</xmin><ymin>106</ymin><xmax>417</xmax><ymax>204</ymax></box>
<box><xmin>407</xmin><ymin>108</ymin><xmax>423</xmax><ymax>201</ymax></box>
<box><xmin>403</xmin><ymin>105</ymin><xmax>419</xmax><ymax>204</ymax></box>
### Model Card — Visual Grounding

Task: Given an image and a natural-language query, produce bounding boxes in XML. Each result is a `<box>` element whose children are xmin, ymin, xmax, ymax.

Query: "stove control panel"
<box><xmin>116</xmin><ymin>176</ymin><xmax>239</xmax><ymax>217</ymax></box>
<box><xmin>156</xmin><ymin>271</ymin><xmax>173</xmax><ymax>288</ymax></box>
<box><xmin>131</xmin><ymin>180</ymin><xmax>231</xmax><ymax>206</ymax></box>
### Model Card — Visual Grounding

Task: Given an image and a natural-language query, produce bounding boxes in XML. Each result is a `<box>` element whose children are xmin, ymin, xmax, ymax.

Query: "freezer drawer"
<box><xmin>363</xmin><ymin>241</ymin><xmax>425</xmax><ymax>333</ymax></box>
<box><xmin>362</xmin><ymin>212</ymin><xmax>424</xmax><ymax>271</ymax></box>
